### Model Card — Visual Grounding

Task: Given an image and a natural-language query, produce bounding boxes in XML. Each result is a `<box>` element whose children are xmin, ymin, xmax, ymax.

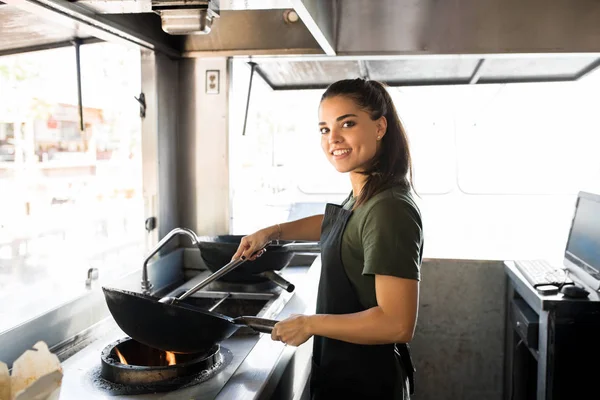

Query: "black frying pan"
<box><xmin>198</xmin><ymin>236</ymin><xmax>320</xmax><ymax>284</ymax></box>
<box><xmin>103</xmin><ymin>287</ymin><xmax>278</xmax><ymax>354</ymax></box>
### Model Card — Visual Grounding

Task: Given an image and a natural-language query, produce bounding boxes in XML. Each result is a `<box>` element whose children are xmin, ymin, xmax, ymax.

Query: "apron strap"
<box><xmin>395</xmin><ymin>343</ymin><xmax>416</xmax><ymax>395</ymax></box>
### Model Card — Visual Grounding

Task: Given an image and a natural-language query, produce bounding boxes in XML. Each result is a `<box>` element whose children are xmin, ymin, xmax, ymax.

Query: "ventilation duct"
<box><xmin>152</xmin><ymin>0</ymin><xmax>220</xmax><ymax>35</ymax></box>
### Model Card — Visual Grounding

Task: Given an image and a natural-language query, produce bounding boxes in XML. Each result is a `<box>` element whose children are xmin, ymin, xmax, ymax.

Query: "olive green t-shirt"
<box><xmin>341</xmin><ymin>185</ymin><xmax>424</xmax><ymax>309</ymax></box>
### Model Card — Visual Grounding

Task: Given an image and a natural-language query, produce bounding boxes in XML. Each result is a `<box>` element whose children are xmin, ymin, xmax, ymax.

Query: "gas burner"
<box><xmin>94</xmin><ymin>337</ymin><xmax>225</xmax><ymax>395</ymax></box>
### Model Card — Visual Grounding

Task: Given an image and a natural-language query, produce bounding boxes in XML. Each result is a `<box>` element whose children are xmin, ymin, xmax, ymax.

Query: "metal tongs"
<box><xmin>158</xmin><ymin>242</ymin><xmax>271</xmax><ymax>304</ymax></box>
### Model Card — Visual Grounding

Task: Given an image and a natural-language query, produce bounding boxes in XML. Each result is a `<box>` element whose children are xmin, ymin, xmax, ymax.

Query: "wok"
<box><xmin>103</xmin><ymin>287</ymin><xmax>278</xmax><ymax>354</ymax></box>
<box><xmin>197</xmin><ymin>235</ymin><xmax>320</xmax><ymax>284</ymax></box>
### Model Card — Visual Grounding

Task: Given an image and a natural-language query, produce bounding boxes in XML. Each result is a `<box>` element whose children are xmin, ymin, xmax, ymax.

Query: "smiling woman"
<box><xmin>232</xmin><ymin>78</ymin><xmax>423</xmax><ymax>400</ymax></box>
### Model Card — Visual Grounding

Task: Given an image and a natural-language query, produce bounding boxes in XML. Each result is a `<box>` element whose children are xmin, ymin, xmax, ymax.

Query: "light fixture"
<box><xmin>152</xmin><ymin>0</ymin><xmax>220</xmax><ymax>35</ymax></box>
<box><xmin>283</xmin><ymin>9</ymin><xmax>299</xmax><ymax>24</ymax></box>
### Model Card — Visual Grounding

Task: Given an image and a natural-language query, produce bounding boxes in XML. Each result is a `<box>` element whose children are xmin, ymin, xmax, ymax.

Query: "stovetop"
<box><xmin>56</xmin><ymin>263</ymin><xmax>317</xmax><ymax>400</ymax></box>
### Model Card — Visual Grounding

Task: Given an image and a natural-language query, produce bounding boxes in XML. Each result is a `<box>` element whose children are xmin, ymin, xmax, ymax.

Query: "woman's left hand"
<box><xmin>271</xmin><ymin>314</ymin><xmax>313</xmax><ymax>347</ymax></box>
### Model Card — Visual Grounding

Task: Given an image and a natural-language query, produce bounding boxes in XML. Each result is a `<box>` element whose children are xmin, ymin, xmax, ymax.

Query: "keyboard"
<box><xmin>515</xmin><ymin>260</ymin><xmax>574</xmax><ymax>288</ymax></box>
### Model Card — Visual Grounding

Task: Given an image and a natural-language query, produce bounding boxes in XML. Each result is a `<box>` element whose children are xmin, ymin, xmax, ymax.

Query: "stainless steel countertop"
<box><xmin>57</xmin><ymin>256</ymin><xmax>322</xmax><ymax>400</ymax></box>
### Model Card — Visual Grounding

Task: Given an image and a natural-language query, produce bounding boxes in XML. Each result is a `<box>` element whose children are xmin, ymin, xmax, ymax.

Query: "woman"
<box><xmin>232</xmin><ymin>78</ymin><xmax>424</xmax><ymax>399</ymax></box>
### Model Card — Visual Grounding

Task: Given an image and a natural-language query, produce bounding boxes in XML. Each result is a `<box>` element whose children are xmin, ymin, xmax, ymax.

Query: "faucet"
<box><xmin>141</xmin><ymin>227</ymin><xmax>200</xmax><ymax>294</ymax></box>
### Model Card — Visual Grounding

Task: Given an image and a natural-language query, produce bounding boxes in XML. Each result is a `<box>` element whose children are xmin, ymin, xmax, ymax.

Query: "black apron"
<box><xmin>310</xmin><ymin>203</ymin><xmax>416</xmax><ymax>400</ymax></box>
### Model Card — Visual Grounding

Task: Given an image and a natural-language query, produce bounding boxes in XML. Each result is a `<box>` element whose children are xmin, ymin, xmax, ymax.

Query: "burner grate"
<box><xmin>93</xmin><ymin>337</ymin><xmax>227</xmax><ymax>395</ymax></box>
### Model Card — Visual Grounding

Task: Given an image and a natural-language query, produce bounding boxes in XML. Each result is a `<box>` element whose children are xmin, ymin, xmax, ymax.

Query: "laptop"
<box><xmin>562</xmin><ymin>191</ymin><xmax>600</xmax><ymax>291</ymax></box>
<box><xmin>514</xmin><ymin>191</ymin><xmax>600</xmax><ymax>292</ymax></box>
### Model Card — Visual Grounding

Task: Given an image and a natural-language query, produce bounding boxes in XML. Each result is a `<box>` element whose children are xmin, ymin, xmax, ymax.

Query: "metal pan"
<box><xmin>198</xmin><ymin>235</ymin><xmax>320</xmax><ymax>283</ymax></box>
<box><xmin>103</xmin><ymin>287</ymin><xmax>278</xmax><ymax>354</ymax></box>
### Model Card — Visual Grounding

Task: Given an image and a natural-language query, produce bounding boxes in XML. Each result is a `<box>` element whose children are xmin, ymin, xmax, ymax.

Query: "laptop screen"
<box><xmin>565</xmin><ymin>192</ymin><xmax>600</xmax><ymax>279</ymax></box>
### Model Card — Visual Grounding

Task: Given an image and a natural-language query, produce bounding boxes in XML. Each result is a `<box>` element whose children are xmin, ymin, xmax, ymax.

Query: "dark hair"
<box><xmin>321</xmin><ymin>78</ymin><xmax>415</xmax><ymax>208</ymax></box>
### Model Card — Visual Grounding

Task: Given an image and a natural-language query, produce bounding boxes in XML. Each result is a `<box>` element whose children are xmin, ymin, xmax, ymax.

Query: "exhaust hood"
<box><xmin>2</xmin><ymin>0</ymin><xmax>600</xmax><ymax>89</ymax></box>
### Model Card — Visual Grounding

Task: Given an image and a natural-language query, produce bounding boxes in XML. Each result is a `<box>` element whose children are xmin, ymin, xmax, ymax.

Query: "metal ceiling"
<box><xmin>337</xmin><ymin>0</ymin><xmax>600</xmax><ymax>55</ymax></box>
<box><xmin>2</xmin><ymin>0</ymin><xmax>600</xmax><ymax>87</ymax></box>
<box><xmin>72</xmin><ymin>0</ymin><xmax>293</xmax><ymax>13</ymax></box>
<box><xmin>249</xmin><ymin>55</ymin><xmax>600</xmax><ymax>90</ymax></box>
<box><xmin>0</xmin><ymin>0</ymin><xmax>319</xmax><ymax>57</ymax></box>
<box><xmin>0</xmin><ymin>3</ymin><xmax>96</xmax><ymax>55</ymax></box>
<box><xmin>181</xmin><ymin>10</ymin><xmax>321</xmax><ymax>56</ymax></box>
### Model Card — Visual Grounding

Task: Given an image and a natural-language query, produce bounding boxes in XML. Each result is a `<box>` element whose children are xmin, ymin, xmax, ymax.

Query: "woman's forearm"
<box><xmin>307</xmin><ymin>307</ymin><xmax>415</xmax><ymax>345</ymax></box>
<box><xmin>266</xmin><ymin>214</ymin><xmax>324</xmax><ymax>242</ymax></box>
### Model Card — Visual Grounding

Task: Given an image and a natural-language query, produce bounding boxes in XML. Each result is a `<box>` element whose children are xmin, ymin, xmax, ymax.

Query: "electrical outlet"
<box><xmin>206</xmin><ymin>70</ymin><xmax>220</xmax><ymax>94</ymax></box>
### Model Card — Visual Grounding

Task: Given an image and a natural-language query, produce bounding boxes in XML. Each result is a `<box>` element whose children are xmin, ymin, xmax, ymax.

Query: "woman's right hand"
<box><xmin>231</xmin><ymin>225</ymin><xmax>279</xmax><ymax>261</ymax></box>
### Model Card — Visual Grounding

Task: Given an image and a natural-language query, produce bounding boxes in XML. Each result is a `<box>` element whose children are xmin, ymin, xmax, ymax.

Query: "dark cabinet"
<box><xmin>504</xmin><ymin>261</ymin><xmax>600</xmax><ymax>400</ymax></box>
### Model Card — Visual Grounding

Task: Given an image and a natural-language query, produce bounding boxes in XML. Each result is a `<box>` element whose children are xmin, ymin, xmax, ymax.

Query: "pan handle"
<box><xmin>259</xmin><ymin>271</ymin><xmax>295</xmax><ymax>292</ymax></box>
<box><xmin>279</xmin><ymin>242</ymin><xmax>320</xmax><ymax>253</ymax></box>
<box><xmin>233</xmin><ymin>316</ymin><xmax>278</xmax><ymax>334</ymax></box>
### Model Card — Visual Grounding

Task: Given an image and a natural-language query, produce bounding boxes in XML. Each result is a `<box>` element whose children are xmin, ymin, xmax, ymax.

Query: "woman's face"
<box><xmin>319</xmin><ymin>95</ymin><xmax>386</xmax><ymax>174</ymax></box>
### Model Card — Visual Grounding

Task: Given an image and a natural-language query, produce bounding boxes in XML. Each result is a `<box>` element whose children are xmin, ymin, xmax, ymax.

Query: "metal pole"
<box><xmin>242</xmin><ymin>62</ymin><xmax>257</xmax><ymax>136</ymax></box>
<box><xmin>73</xmin><ymin>38</ymin><xmax>84</xmax><ymax>133</ymax></box>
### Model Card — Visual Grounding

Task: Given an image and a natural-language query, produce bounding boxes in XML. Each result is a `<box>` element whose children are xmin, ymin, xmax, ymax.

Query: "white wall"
<box><xmin>178</xmin><ymin>57</ymin><xmax>231</xmax><ymax>236</ymax></box>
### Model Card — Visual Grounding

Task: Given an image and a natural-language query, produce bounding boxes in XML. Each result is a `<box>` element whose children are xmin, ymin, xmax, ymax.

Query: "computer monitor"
<box><xmin>564</xmin><ymin>191</ymin><xmax>600</xmax><ymax>281</ymax></box>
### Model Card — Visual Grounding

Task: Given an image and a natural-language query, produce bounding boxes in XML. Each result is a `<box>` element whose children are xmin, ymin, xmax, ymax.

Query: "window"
<box><xmin>390</xmin><ymin>87</ymin><xmax>456</xmax><ymax>195</ymax></box>
<box><xmin>455</xmin><ymin>82</ymin><xmax>600</xmax><ymax>195</ymax></box>
<box><xmin>0</xmin><ymin>43</ymin><xmax>144</xmax><ymax>334</ymax></box>
<box><xmin>229</xmin><ymin>63</ymin><xmax>344</xmax><ymax>233</ymax></box>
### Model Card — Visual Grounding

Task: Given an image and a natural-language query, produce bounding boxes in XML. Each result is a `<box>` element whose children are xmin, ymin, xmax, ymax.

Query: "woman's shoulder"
<box><xmin>361</xmin><ymin>185</ymin><xmax>421</xmax><ymax>220</ymax></box>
